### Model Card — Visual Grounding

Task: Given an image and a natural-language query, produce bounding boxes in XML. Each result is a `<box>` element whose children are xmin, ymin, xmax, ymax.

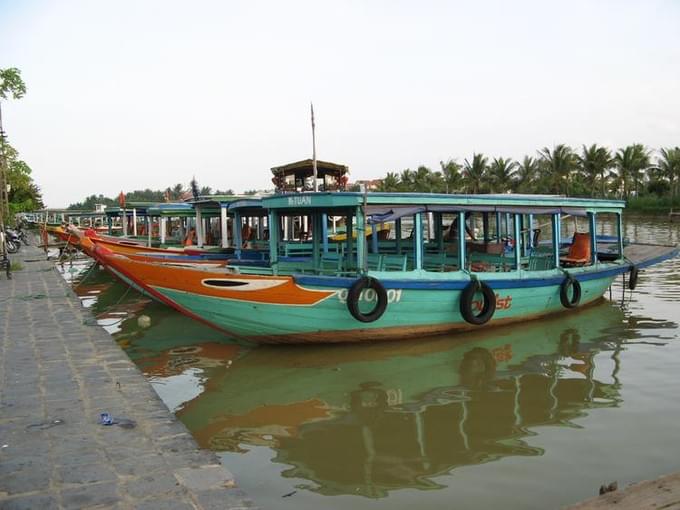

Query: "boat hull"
<box><xmin>96</xmin><ymin>247</ymin><xmax>622</xmax><ymax>344</ymax></box>
<box><xmin>154</xmin><ymin>275</ymin><xmax>615</xmax><ymax>344</ymax></box>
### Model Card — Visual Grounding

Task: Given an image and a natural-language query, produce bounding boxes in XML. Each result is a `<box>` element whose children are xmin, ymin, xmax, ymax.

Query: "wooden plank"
<box><xmin>623</xmin><ymin>243</ymin><xmax>679</xmax><ymax>267</ymax></box>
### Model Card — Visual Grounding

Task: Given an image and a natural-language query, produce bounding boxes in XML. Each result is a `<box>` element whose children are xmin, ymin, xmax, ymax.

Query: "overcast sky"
<box><xmin>1</xmin><ymin>0</ymin><xmax>679</xmax><ymax>207</ymax></box>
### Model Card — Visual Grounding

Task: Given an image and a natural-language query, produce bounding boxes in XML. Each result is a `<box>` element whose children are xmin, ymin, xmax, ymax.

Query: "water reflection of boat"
<box><xmin>160</xmin><ymin>303</ymin><xmax>630</xmax><ymax>498</ymax></box>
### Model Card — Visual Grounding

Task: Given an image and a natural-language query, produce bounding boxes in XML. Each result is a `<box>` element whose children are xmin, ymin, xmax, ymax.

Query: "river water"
<box><xmin>60</xmin><ymin>215</ymin><xmax>680</xmax><ymax>509</ymax></box>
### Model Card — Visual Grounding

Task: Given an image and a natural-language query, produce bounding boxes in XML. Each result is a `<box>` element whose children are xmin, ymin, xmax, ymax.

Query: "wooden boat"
<box><xmin>94</xmin><ymin>192</ymin><xmax>680</xmax><ymax>344</ymax></box>
<box><xmin>65</xmin><ymin>227</ymin><xmax>231</xmax><ymax>269</ymax></box>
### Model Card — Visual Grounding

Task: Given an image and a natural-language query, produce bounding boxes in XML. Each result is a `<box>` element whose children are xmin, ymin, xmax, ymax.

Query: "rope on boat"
<box><xmin>73</xmin><ymin>261</ymin><xmax>99</xmax><ymax>289</ymax></box>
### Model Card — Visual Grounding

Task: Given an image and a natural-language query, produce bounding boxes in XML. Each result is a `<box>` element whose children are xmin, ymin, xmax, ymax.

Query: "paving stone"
<box><xmin>60</xmin><ymin>481</ymin><xmax>121</xmax><ymax>509</ymax></box>
<box><xmin>135</xmin><ymin>499</ymin><xmax>194</xmax><ymax>510</ymax></box>
<box><xmin>174</xmin><ymin>465</ymin><xmax>235</xmax><ymax>490</ymax></box>
<box><xmin>124</xmin><ymin>472</ymin><xmax>187</xmax><ymax>499</ymax></box>
<box><xmin>0</xmin><ymin>467</ymin><xmax>51</xmax><ymax>494</ymax></box>
<box><xmin>0</xmin><ymin>245</ymin><xmax>255</xmax><ymax>509</ymax></box>
<box><xmin>57</xmin><ymin>462</ymin><xmax>118</xmax><ymax>485</ymax></box>
<box><xmin>0</xmin><ymin>493</ymin><xmax>59</xmax><ymax>510</ymax></box>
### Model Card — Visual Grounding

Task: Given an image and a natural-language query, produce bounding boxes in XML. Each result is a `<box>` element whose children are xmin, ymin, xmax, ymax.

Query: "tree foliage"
<box><xmin>67</xmin><ymin>183</ymin><xmax>237</xmax><ymax>209</ymax></box>
<box><xmin>1</xmin><ymin>67</ymin><xmax>41</xmax><ymax>221</ymax></box>
<box><xmin>2</xmin><ymin>142</ymin><xmax>44</xmax><ymax>214</ymax></box>
<box><xmin>368</xmin><ymin>144</ymin><xmax>678</xmax><ymax>208</ymax></box>
<box><xmin>0</xmin><ymin>68</ymin><xmax>26</xmax><ymax>100</ymax></box>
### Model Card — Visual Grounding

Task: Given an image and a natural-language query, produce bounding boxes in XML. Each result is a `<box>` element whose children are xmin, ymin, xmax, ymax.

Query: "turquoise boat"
<box><xmin>96</xmin><ymin>192</ymin><xmax>679</xmax><ymax>343</ymax></box>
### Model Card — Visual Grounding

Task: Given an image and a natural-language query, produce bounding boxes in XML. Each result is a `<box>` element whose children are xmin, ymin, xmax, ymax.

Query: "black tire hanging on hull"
<box><xmin>460</xmin><ymin>280</ymin><xmax>496</xmax><ymax>325</ymax></box>
<box><xmin>560</xmin><ymin>275</ymin><xmax>582</xmax><ymax>308</ymax></box>
<box><xmin>347</xmin><ymin>276</ymin><xmax>388</xmax><ymax>323</ymax></box>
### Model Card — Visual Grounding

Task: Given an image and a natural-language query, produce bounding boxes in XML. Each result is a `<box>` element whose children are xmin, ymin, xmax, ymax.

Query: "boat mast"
<box><xmin>311</xmin><ymin>102</ymin><xmax>318</xmax><ymax>192</ymax></box>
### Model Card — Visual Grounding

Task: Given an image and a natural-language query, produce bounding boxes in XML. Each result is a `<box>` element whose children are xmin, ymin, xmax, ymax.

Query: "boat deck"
<box><xmin>623</xmin><ymin>243</ymin><xmax>679</xmax><ymax>268</ymax></box>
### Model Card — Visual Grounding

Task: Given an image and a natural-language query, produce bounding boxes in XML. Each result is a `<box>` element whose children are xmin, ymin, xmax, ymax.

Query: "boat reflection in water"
<box><xmin>67</xmin><ymin>263</ymin><xmax>678</xmax><ymax>500</ymax></box>
<box><xmin>161</xmin><ymin>302</ymin><xmax>636</xmax><ymax>499</ymax></box>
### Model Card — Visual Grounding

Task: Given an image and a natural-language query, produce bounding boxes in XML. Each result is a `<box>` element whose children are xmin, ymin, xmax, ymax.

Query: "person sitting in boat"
<box><xmin>444</xmin><ymin>213</ymin><xmax>477</xmax><ymax>241</ymax></box>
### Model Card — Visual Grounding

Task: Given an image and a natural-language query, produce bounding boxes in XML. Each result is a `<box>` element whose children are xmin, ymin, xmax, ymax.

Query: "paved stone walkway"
<box><xmin>0</xmin><ymin>243</ymin><xmax>259</xmax><ymax>509</ymax></box>
<box><xmin>564</xmin><ymin>472</ymin><xmax>680</xmax><ymax>509</ymax></box>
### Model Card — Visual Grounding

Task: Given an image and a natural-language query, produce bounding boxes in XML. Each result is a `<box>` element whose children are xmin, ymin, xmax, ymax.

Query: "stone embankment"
<box><xmin>0</xmin><ymin>242</ymin><xmax>258</xmax><ymax>509</ymax></box>
<box><xmin>565</xmin><ymin>472</ymin><xmax>680</xmax><ymax>510</ymax></box>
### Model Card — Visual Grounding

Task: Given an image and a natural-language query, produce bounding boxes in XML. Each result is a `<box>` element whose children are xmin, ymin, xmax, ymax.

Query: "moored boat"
<box><xmin>93</xmin><ymin>192</ymin><xmax>680</xmax><ymax>344</ymax></box>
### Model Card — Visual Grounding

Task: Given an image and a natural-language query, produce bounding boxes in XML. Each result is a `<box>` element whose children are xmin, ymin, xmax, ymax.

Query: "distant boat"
<box><xmin>91</xmin><ymin>192</ymin><xmax>679</xmax><ymax>344</ymax></box>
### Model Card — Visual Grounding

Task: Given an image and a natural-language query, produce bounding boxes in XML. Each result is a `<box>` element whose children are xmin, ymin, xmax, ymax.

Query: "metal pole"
<box><xmin>311</xmin><ymin>102</ymin><xmax>318</xmax><ymax>192</ymax></box>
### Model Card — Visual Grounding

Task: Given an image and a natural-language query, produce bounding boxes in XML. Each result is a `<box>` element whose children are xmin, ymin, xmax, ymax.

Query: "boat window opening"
<box><xmin>557</xmin><ymin>213</ymin><xmax>597</xmax><ymax>268</ymax></box>
<box><xmin>202</xmin><ymin>279</ymin><xmax>250</xmax><ymax>288</ymax></box>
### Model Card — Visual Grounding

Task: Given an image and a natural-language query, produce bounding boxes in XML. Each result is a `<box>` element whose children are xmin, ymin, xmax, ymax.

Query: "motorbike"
<box><xmin>0</xmin><ymin>231</ymin><xmax>12</xmax><ymax>279</ymax></box>
<box><xmin>15</xmin><ymin>224</ymin><xmax>29</xmax><ymax>245</ymax></box>
<box><xmin>4</xmin><ymin>228</ymin><xmax>21</xmax><ymax>254</ymax></box>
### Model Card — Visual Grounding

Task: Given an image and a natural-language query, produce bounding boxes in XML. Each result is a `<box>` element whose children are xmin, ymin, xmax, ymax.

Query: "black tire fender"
<box><xmin>560</xmin><ymin>275</ymin><xmax>582</xmax><ymax>308</ymax></box>
<box><xmin>628</xmin><ymin>266</ymin><xmax>639</xmax><ymax>290</ymax></box>
<box><xmin>460</xmin><ymin>280</ymin><xmax>496</xmax><ymax>325</ymax></box>
<box><xmin>347</xmin><ymin>276</ymin><xmax>388</xmax><ymax>323</ymax></box>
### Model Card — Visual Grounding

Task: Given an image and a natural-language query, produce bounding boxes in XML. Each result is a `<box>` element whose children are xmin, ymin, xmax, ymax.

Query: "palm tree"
<box><xmin>463</xmin><ymin>153</ymin><xmax>488</xmax><ymax>194</ymax></box>
<box><xmin>398</xmin><ymin>169</ymin><xmax>415</xmax><ymax>192</ymax></box>
<box><xmin>488</xmin><ymin>157</ymin><xmax>517</xmax><ymax>193</ymax></box>
<box><xmin>577</xmin><ymin>144</ymin><xmax>613</xmax><ymax>197</ymax></box>
<box><xmin>413</xmin><ymin>166</ymin><xmax>433</xmax><ymax>192</ymax></box>
<box><xmin>514</xmin><ymin>156</ymin><xmax>539</xmax><ymax>193</ymax></box>
<box><xmin>171</xmin><ymin>183</ymin><xmax>185</xmax><ymax>200</ymax></box>
<box><xmin>537</xmin><ymin>144</ymin><xmax>577</xmax><ymax>195</ymax></box>
<box><xmin>657</xmin><ymin>147</ymin><xmax>680</xmax><ymax>207</ymax></box>
<box><xmin>613</xmin><ymin>144</ymin><xmax>650</xmax><ymax>199</ymax></box>
<box><xmin>440</xmin><ymin>159</ymin><xmax>463</xmax><ymax>194</ymax></box>
<box><xmin>379</xmin><ymin>172</ymin><xmax>400</xmax><ymax>192</ymax></box>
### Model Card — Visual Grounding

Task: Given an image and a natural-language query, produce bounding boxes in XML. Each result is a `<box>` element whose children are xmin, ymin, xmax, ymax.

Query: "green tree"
<box><xmin>488</xmin><ymin>157</ymin><xmax>516</xmax><ymax>193</ymax></box>
<box><xmin>463</xmin><ymin>153</ymin><xmax>488</xmax><ymax>194</ymax></box>
<box><xmin>1</xmin><ymin>68</ymin><xmax>40</xmax><ymax>223</ymax></box>
<box><xmin>538</xmin><ymin>144</ymin><xmax>577</xmax><ymax>195</ymax></box>
<box><xmin>514</xmin><ymin>156</ymin><xmax>539</xmax><ymax>193</ymax></box>
<box><xmin>440</xmin><ymin>159</ymin><xmax>463</xmax><ymax>193</ymax></box>
<box><xmin>172</xmin><ymin>183</ymin><xmax>185</xmax><ymax>199</ymax></box>
<box><xmin>398</xmin><ymin>169</ymin><xmax>415</xmax><ymax>191</ymax></box>
<box><xmin>577</xmin><ymin>144</ymin><xmax>612</xmax><ymax>197</ymax></box>
<box><xmin>378</xmin><ymin>172</ymin><xmax>400</xmax><ymax>191</ymax></box>
<box><xmin>0</xmin><ymin>68</ymin><xmax>26</xmax><ymax>100</ymax></box>
<box><xmin>3</xmin><ymin>143</ymin><xmax>44</xmax><ymax>214</ymax></box>
<box><xmin>613</xmin><ymin>144</ymin><xmax>650</xmax><ymax>199</ymax></box>
<box><xmin>657</xmin><ymin>147</ymin><xmax>680</xmax><ymax>206</ymax></box>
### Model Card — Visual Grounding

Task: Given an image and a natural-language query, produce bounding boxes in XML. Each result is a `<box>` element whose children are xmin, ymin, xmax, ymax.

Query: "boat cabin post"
<box><xmin>322</xmin><ymin>214</ymin><xmax>329</xmax><ymax>254</ymax></box>
<box><xmin>588</xmin><ymin>212</ymin><xmax>597</xmax><ymax>265</ymax></box>
<box><xmin>552</xmin><ymin>213</ymin><xmax>561</xmax><ymax>268</ymax></box>
<box><xmin>233</xmin><ymin>210</ymin><xmax>242</xmax><ymax>258</ymax></box>
<box><xmin>457</xmin><ymin>211</ymin><xmax>465</xmax><ymax>270</ymax></box>
<box><xmin>268</xmin><ymin>209</ymin><xmax>279</xmax><ymax>275</ymax></box>
<box><xmin>356</xmin><ymin>205</ymin><xmax>367</xmax><ymax>274</ymax></box>
<box><xmin>617</xmin><ymin>212</ymin><xmax>624</xmax><ymax>259</ymax></box>
<box><xmin>413</xmin><ymin>212</ymin><xmax>422</xmax><ymax>270</ymax></box>
<box><xmin>513</xmin><ymin>214</ymin><xmax>522</xmax><ymax>270</ymax></box>
<box><xmin>220</xmin><ymin>206</ymin><xmax>229</xmax><ymax>248</ymax></box>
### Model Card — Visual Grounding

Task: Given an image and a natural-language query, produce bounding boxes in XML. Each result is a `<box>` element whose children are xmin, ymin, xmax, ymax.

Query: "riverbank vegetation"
<box><xmin>68</xmin><ymin>184</ymin><xmax>237</xmax><ymax>210</ymax></box>
<box><xmin>1</xmin><ymin>67</ymin><xmax>44</xmax><ymax>221</ymax></box>
<box><xmin>372</xmin><ymin>144</ymin><xmax>680</xmax><ymax>211</ymax></box>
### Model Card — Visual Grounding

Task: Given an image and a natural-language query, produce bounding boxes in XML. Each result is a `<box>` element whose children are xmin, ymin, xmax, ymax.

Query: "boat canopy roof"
<box><xmin>190</xmin><ymin>196</ymin><xmax>266</xmax><ymax>217</ymax></box>
<box><xmin>146</xmin><ymin>202</ymin><xmax>195</xmax><ymax>217</ymax></box>
<box><xmin>261</xmin><ymin>192</ymin><xmax>626</xmax><ymax>216</ymax></box>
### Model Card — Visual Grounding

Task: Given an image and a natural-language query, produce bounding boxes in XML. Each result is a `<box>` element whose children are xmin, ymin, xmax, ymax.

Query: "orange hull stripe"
<box><xmin>95</xmin><ymin>248</ymin><xmax>334</xmax><ymax>306</ymax></box>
